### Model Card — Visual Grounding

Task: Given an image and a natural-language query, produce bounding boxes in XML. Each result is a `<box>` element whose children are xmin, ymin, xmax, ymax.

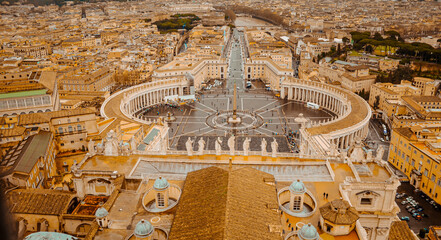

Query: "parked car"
<box><xmin>415</xmin><ymin>215</ymin><xmax>423</xmax><ymax>220</ymax></box>
<box><xmin>412</xmin><ymin>212</ymin><xmax>420</xmax><ymax>218</ymax></box>
<box><xmin>407</xmin><ymin>207</ymin><xmax>414</xmax><ymax>213</ymax></box>
<box><xmin>406</xmin><ymin>205</ymin><xmax>413</xmax><ymax>210</ymax></box>
<box><xmin>400</xmin><ymin>216</ymin><xmax>410</xmax><ymax>221</ymax></box>
<box><xmin>417</xmin><ymin>208</ymin><xmax>424</xmax><ymax>212</ymax></box>
<box><xmin>401</xmin><ymin>200</ymin><xmax>408</xmax><ymax>205</ymax></box>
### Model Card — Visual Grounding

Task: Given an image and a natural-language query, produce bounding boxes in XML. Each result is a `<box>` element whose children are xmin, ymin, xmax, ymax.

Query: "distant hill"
<box><xmin>2</xmin><ymin>0</ymin><xmax>128</xmax><ymax>7</ymax></box>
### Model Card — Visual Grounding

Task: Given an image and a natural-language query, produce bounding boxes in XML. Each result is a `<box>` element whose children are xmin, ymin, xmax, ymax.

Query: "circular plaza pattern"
<box><xmin>101</xmin><ymin>30</ymin><xmax>371</xmax><ymax>155</ymax></box>
<box><xmin>205</xmin><ymin>109</ymin><xmax>264</xmax><ymax>132</ymax></box>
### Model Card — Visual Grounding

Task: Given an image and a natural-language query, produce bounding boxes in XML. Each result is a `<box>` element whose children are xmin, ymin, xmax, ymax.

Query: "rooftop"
<box><xmin>2</xmin><ymin>131</ymin><xmax>52</xmax><ymax>175</ymax></box>
<box><xmin>168</xmin><ymin>166</ymin><xmax>282</xmax><ymax>240</ymax></box>
<box><xmin>388</xmin><ymin>221</ymin><xmax>416</xmax><ymax>240</ymax></box>
<box><xmin>9</xmin><ymin>188</ymin><xmax>73</xmax><ymax>215</ymax></box>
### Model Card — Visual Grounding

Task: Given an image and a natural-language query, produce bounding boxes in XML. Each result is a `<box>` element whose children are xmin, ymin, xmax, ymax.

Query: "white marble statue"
<box><xmin>197</xmin><ymin>138</ymin><xmax>205</xmax><ymax>155</ymax></box>
<box><xmin>366</xmin><ymin>150</ymin><xmax>373</xmax><ymax>162</ymax></box>
<box><xmin>96</xmin><ymin>140</ymin><xmax>104</xmax><ymax>154</ymax></box>
<box><xmin>350</xmin><ymin>139</ymin><xmax>365</xmax><ymax>163</ymax></box>
<box><xmin>261</xmin><ymin>138</ymin><xmax>267</xmax><ymax>156</ymax></box>
<box><xmin>104</xmin><ymin>130</ymin><xmax>119</xmax><ymax>156</ymax></box>
<box><xmin>185</xmin><ymin>137</ymin><xmax>194</xmax><ymax>156</ymax></box>
<box><xmin>130</xmin><ymin>137</ymin><xmax>137</xmax><ymax>152</ymax></box>
<box><xmin>88</xmin><ymin>139</ymin><xmax>95</xmax><ymax>155</ymax></box>
<box><xmin>339</xmin><ymin>151</ymin><xmax>348</xmax><ymax>162</ymax></box>
<box><xmin>243</xmin><ymin>137</ymin><xmax>251</xmax><ymax>156</ymax></box>
<box><xmin>329</xmin><ymin>142</ymin><xmax>338</xmax><ymax>157</ymax></box>
<box><xmin>215</xmin><ymin>137</ymin><xmax>223</xmax><ymax>155</ymax></box>
<box><xmin>228</xmin><ymin>135</ymin><xmax>235</xmax><ymax>155</ymax></box>
<box><xmin>271</xmin><ymin>138</ymin><xmax>278</xmax><ymax>157</ymax></box>
<box><xmin>376</xmin><ymin>146</ymin><xmax>385</xmax><ymax>161</ymax></box>
<box><xmin>71</xmin><ymin>160</ymin><xmax>78</xmax><ymax>173</ymax></box>
<box><xmin>121</xmin><ymin>142</ymin><xmax>130</xmax><ymax>155</ymax></box>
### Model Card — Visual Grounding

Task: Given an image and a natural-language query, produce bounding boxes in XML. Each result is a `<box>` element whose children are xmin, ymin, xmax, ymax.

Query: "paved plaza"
<box><xmin>138</xmin><ymin>30</ymin><xmax>335</xmax><ymax>151</ymax></box>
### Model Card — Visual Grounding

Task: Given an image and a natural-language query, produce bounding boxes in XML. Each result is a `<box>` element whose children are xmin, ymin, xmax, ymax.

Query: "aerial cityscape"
<box><xmin>0</xmin><ymin>0</ymin><xmax>441</xmax><ymax>239</ymax></box>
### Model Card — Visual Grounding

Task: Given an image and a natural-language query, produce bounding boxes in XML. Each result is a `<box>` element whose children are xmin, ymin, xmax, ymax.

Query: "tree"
<box><xmin>365</xmin><ymin>45</ymin><xmax>374</xmax><ymax>54</ymax></box>
<box><xmin>373</xmin><ymin>96</ymin><xmax>380</xmax><ymax>110</ymax></box>
<box><xmin>342</xmin><ymin>37</ymin><xmax>350</xmax><ymax>45</ymax></box>
<box><xmin>385</xmin><ymin>30</ymin><xmax>400</xmax><ymax>40</ymax></box>
<box><xmin>373</xmin><ymin>32</ymin><xmax>383</xmax><ymax>41</ymax></box>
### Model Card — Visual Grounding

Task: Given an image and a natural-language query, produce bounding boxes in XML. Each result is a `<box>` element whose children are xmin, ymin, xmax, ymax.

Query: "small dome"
<box><xmin>289</xmin><ymin>179</ymin><xmax>306</xmax><ymax>193</ymax></box>
<box><xmin>95</xmin><ymin>207</ymin><xmax>108</xmax><ymax>218</ymax></box>
<box><xmin>153</xmin><ymin>177</ymin><xmax>169</xmax><ymax>190</ymax></box>
<box><xmin>298</xmin><ymin>223</ymin><xmax>319</xmax><ymax>240</ymax></box>
<box><xmin>134</xmin><ymin>219</ymin><xmax>154</xmax><ymax>238</ymax></box>
<box><xmin>25</xmin><ymin>232</ymin><xmax>78</xmax><ymax>240</ymax></box>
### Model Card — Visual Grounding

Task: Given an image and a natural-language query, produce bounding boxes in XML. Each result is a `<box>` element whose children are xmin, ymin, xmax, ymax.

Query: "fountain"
<box><xmin>164</xmin><ymin>111</ymin><xmax>176</xmax><ymax>122</ymax></box>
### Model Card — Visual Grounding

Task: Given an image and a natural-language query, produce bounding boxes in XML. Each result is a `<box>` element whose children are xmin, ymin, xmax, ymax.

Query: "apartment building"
<box><xmin>389</xmin><ymin>126</ymin><xmax>441</xmax><ymax>205</ymax></box>
<box><xmin>60</xmin><ymin>66</ymin><xmax>114</xmax><ymax>92</ymax></box>
<box><xmin>0</xmin><ymin>71</ymin><xmax>60</xmax><ymax>116</ymax></box>
<box><xmin>340</xmin><ymin>65</ymin><xmax>376</xmax><ymax>92</ymax></box>
<box><xmin>1</xmin><ymin>131</ymin><xmax>56</xmax><ymax>189</ymax></box>
<box><xmin>16</xmin><ymin>108</ymin><xmax>98</xmax><ymax>152</ymax></box>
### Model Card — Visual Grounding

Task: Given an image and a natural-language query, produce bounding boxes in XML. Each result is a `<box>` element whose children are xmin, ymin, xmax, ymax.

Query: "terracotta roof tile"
<box><xmin>168</xmin><ymin>167</ymin><xmax>282</xmax><ymax>240</ymax></box>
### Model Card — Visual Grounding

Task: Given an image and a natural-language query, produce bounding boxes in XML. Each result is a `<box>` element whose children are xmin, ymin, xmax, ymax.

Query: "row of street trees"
<box><xmin>230</xmin><ymin>5</ymin><xmax>288</xmax><ymax>28</ymax></box>
<box><xmin>351</xmin><ymin>31</ymin><xmax>441</xmax><ymax>64</ymax></box>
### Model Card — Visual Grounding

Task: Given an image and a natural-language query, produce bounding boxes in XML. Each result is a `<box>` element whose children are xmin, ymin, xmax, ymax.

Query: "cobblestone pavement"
<box><xmin>140</xmin><ymin>29</ymin><xmax>335</xmax><ymax>150</ymax></box>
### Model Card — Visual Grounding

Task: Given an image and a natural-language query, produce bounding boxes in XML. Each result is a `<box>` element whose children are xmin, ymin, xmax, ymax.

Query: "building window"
<box><xmin>157</xmin><ymin>193</ymin><xmax>164</xmax><ymax>207</ymax></box>
<box><xmin>68</xmin><ymin>126</ymin><xmax>73</xmax><ymax>132</ymax></box>
<box><xmin>360</xmin><ymin>198</ymin><xmax>372</xmax><ymax>205</ymax></box>
<box><xmin>77</xmin><ymin>125</ymin><xmax>82</xmax><ymax>131</ymax></box>
<box><xmin>432</xmin><ymin>174</ymin><xmax>436</xmax><ymax>182</ymax></box>
<box><xmin>293</xmin><ymin>196</ymin><xmax>301</xmax><ymax>211</ymax></box>
<box><xmin>58</xmin><ymin>127</ymin><xmax>63</xmax><ymax>134</ymax></box>
<box><xmin>424</xmin><ymin>169</ymin><xmax>428</xmax><ymax>177</ymax></box>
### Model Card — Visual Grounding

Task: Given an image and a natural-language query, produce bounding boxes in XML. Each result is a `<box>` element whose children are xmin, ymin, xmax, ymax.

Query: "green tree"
<box><xmin>373</xmin><ymin>32</ymin><xmax>383</xmax><ymax>41</ymax></box>
<box><xmin>373</xmin><ymin>96</ymin><xmax>380</xmax><ymax>110</ymax></box>
<box><xmin>365</xmin><ymin>45</ymin><xmax>374</xmax><ymax>54</ymax></box>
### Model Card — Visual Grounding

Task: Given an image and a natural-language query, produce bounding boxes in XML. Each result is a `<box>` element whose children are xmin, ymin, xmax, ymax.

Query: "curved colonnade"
<box><xmin>101</xmin><ymin>79</ymin><xmax>187</xmax><ymax>125</ymax></box>
<box><xmin>281</xmin><ymin>79</ymin><xmax>371</xmax><ymax>151</ymax></box>
<box><xmin>101</xmin><ymin>77</ymin><xmax>371</xmax><ymax>155</ymax></box>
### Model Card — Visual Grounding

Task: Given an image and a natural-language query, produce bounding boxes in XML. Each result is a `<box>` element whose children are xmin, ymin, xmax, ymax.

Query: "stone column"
<box><xmin>288</xmin><ymin>87</ymin><xmax>293</xmax><ymax>99</ymax></box>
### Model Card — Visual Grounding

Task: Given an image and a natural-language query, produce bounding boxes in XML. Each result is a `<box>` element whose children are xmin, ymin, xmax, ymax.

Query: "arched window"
<box><xmin>293</xmin><ymin>196</ymin><xmax>301</xmax><ymax>211</ymax></box>
<box><xmin>157</xmin><ymin>193</ymin><xmax>165</xmax><ymax>207</ymax></box>
<box><xmin>77</xmin><ymin>125</ymin><xmax>82</xmax><ymax>132</ymax></box>
<box><xmin>68</xmin><ymin>126</ymin><xmax>73</xmax><ymax>133</ymax></box>
<box><xmin>58</xmin><ymin>127</ymin><xmax>63</xmax><ymax>134</ymax></box>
